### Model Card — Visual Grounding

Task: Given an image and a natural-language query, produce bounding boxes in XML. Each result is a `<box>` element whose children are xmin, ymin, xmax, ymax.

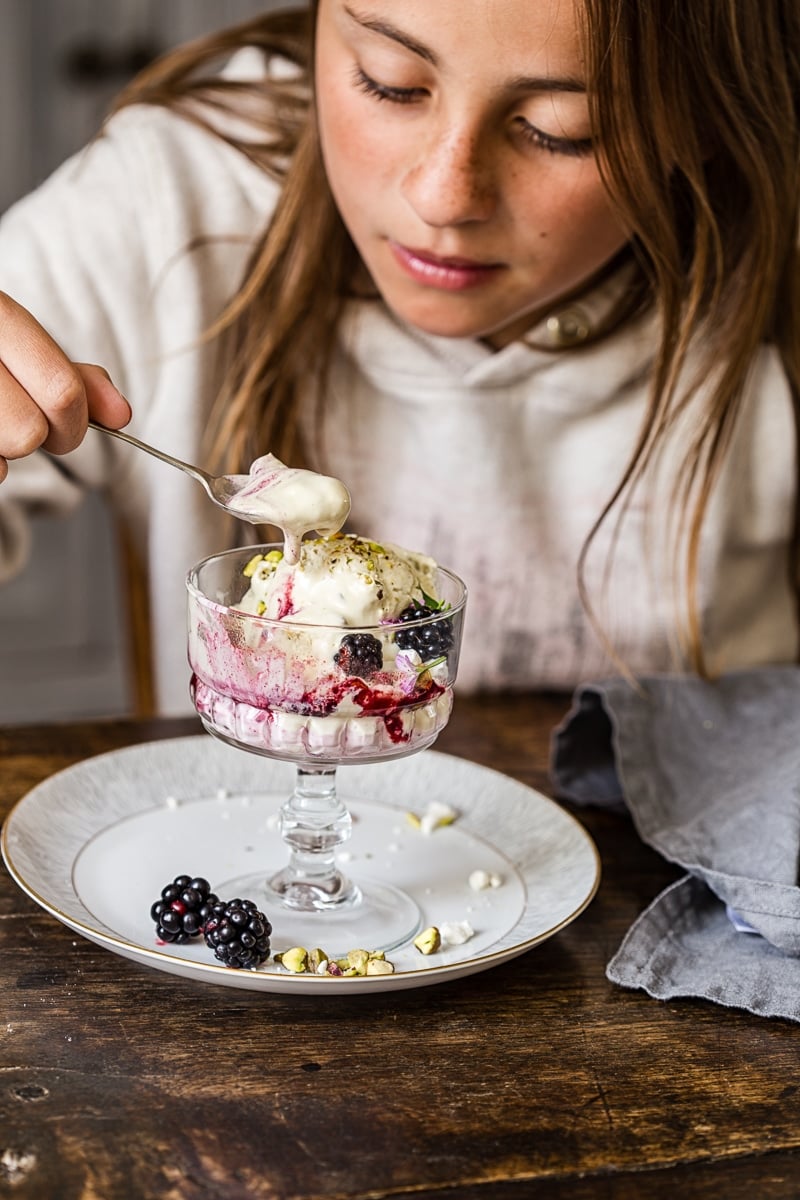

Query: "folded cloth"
<box><xmin>551</xmin><ymin>666</ymin><xmax>800</xmax><ymax>1021</ymax></box>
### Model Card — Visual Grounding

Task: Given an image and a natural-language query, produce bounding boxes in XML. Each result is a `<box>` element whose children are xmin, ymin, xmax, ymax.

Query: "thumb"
<box><xmin>77</xmin><ymin>363</ymin><xmax>131</xmax><ymax>430</ymax></box>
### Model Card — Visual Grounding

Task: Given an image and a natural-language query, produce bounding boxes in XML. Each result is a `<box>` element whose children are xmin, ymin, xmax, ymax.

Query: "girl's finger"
<box><xmin>0</xmin><ymin>292</ymin><xmax>89</xmax><ymax>454</ymax></box>
<box><xmin>75</xmin><ymin>363</ymin><xmax>131</xmax><ymax>431</ymax></box>
<box><xmin>0</xmin><ymin>359</ymin><xmax>51</xmax><ymax>460</ymax></box>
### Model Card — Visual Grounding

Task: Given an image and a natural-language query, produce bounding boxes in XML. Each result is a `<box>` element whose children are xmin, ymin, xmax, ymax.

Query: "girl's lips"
<box><xmin>389</xmin><ymin>241</ymin><xmax>504</xmax><ymax>291</ymax></box>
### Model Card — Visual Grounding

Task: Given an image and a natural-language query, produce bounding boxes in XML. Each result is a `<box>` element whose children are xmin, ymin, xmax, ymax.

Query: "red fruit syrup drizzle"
<box><xmin>300</xmin><ymin>676</ymin><xmax>446</xmax><ymax>744</ymax></box>
<box><xmin>276</xmin><ymin>575</ymin><xmax>295</xmax><ymax>620</ymax></box>
<box><xmin>190</xmin><ymin>673</ymin><xmax>446</xmax><ymax>747</ymax></box>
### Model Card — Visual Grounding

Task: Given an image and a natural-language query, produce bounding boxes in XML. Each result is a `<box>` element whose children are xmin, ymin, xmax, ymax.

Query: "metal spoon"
<box><xmin>87</xmin><ymin>423</ymin><xmax>352</xmax><ymax>552</ymax></box>
<box><xmin>88</xmin><ymin>420</ymin><xmax>259</xmax><ymax>519</ymax></box>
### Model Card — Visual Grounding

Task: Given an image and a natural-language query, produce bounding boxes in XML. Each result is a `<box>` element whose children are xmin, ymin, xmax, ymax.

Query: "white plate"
<box><xmin>1</xmin><ymin>737</ymin><xmax>600</xmax><ymax>994</ymax></box>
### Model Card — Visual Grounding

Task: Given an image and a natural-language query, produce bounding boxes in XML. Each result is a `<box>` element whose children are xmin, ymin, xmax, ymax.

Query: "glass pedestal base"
<box><xmin>216</xmin><ymin>870</ymin><xmax>421</xmax><ymax>955</ymax></box>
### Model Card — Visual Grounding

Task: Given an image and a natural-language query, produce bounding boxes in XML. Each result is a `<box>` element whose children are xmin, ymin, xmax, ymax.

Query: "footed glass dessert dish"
<box><xmin>186</xmin><ymin>543</ymin><xmax>467</xmax><ymax>952</ymax></box>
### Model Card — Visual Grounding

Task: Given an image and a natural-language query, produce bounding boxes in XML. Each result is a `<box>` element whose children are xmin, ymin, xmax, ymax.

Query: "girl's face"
<box><xmin>314</xmin><ymin>0</ymin><xmax>628</xmax><ymax>348</ymax></box>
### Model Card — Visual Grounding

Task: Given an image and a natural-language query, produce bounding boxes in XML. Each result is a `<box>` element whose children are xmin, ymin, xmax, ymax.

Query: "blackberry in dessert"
<box><xmin>334</xmin><ymin>632</ymin><xmax>383</xmax><ymax>678</ymax></box>
<box><xmin>395</xmin><ymin>602</ymin><xmax>454</xmax><ymax>661</ymax></box>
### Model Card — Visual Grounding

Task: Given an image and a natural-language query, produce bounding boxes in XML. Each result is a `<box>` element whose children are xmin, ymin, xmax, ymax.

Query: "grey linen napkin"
<box><xmin>550</xmin><ymin>666</ymin><xmax>800</xmax><ymax>1021</ymax></box>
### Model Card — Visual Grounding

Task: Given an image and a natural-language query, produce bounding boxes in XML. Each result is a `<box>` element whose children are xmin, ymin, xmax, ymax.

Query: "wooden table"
<box><xmin>1</xmin><ymin>695</ymin><xmax>798</xmax><ymax>1198</ymax></box>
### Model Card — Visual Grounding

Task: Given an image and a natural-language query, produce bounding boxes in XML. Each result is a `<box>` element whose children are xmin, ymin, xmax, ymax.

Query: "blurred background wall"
<box><xmin>0</xmin><ymin>0</ymin><xmax>295</xmax><ymax>724</ymax></box>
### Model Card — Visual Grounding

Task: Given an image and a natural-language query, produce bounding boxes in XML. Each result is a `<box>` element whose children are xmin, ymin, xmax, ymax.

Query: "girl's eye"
<box><xmin>351</xmin><ymin>65</ymin><xmax>594</xmax><ymax>158</ymax></box>
<box><xmin>352</xmin><ymin>65</ymin><xmax>425</xmax><ymax>106</ymax></box>
<box><xmin>513</xmin><ymin>115</ymin><xmax>594</xmax><ymax>159</ymax></box>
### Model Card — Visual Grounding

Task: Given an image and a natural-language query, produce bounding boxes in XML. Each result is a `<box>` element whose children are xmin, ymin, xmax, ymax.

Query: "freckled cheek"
<box><xmin>533</xmin><ymin>185</ymin><xmax>627</xmax><ymax>261</ymax></box>
<box><xmin>318</xmin><ymin>94</ymin><xmax>391</xmax><ymax>182</ymax></box>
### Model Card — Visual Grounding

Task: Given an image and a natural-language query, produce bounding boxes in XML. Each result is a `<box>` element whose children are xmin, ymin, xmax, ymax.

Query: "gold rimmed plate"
<box><xmin>1</xmin><ymin>738</ymin><xmax>600</xmax><ymax>994</ymax></box>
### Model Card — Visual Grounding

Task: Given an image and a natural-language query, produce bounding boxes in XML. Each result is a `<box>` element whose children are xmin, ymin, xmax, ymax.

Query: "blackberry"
<box><xmin>334</xmin><ymin>632</ymin><xmax>383</xmax><ymax>678</ymax></box>
<box><xmin>150</xmin><ymin>874</ymin><xmax>218</xmax><ymax>944</ymax></box>
<box><xmin>395</xmin><ymin>603</ymin><xmax>454</xmax><ymax>661</ymax></box>
<box><xmin>203</xmin><ymin>898</ymin><xmax>273</xmax><ymax>969</ymax></box>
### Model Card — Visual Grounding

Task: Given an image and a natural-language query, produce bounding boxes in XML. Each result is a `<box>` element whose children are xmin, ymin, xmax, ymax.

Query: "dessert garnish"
<box><xmin>468</xmin><ymin>869</ymin><xmax>503</xmax><ymax>891</ymax></box>
<box><xmin>333</xmin><ymin>633</ymin><xmax>384</xmax><ymax>679</ymax></box>
<box><xmin>202</xmin><ymin>898</ymin><xmax>272</xmax><ymax>969</ymax></box>
<box><xmin>413</xmin><ymin>926</ymin><xmax>442</xmax><ymax>955</ymax></box>
<box><xmin>150</xmin><ymin>875</ymin><xmax>219</xmax><ymax>944</ymax></box>
<box><xmin>406</xmin><ymin>800</ymin><xmax>459</xmax><ymax>834</ymax></box>
<box><xmin>395</xmin><ymin>597</ymin><xmax>454</xmax><ymax>660</ymax></box>
<box><xmin>237</xmin><ymin>535</ymin><xmax>444</xmax><ymax>632</ymax></box>
<box><xmin>150</xmin><ymin>875</ymin><xmax>271</xmax><ymax>969</ymax></box>
<box><xmin>440</xmin><ymin>920</ymin><xmax>475</xmax><ymax>947</ymax></box>
<box><xmin>412</xmin><ymin>921</ymin><xmax>475</xmax><ymax>954</ymax></box>
<box><xmin>149</xmin><ymin>877</ymin><xmax>401</xmax><ymax>975</ymax></box>
<box><xmin>274</xmin><ymin>946</ymin><xmax>395</xmax><ymax>977</ymax></box>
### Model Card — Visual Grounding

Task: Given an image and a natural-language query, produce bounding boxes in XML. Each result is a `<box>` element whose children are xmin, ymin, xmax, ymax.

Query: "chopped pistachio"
<box><xmin>265</xmin><ymin>549</ymin><xmax>283</xmax><ymax>562</ymax></box>
<box><xmin>281</xmin><ymin>946</ymin><xmax>309</xmax><ymax>974</ymax></box>
<box><xmin>256</xmin><ymin>601</ymin><xmax>266</xmax><ymax>616</ymax></box>
<box><xmin>366</xmin><ymin>958</ymin><xmax>394</xmax><ymax>976</ymax></box>
<box><xmin>277</xmin><ymin>944</ymin><xmax>395</xmax><ymax>978</ymax></box>
<box><xmin>413</xmin><ymin>926</ymin><xmax>442</xmax><ymax>955</ymax></box>
<box><xmin>307</xmin><ymin>947</ymin><xmax>329</xmax><ymax>973</ymax></box>
<box><xmin>242</xmin><ymin>554</ymin><xmax>264</xmax><ymax>577</ymax></box>
<box><xmin>405</xmin><ymin>812</ymin><xmax>422</xmax><ymax>830</ymax></box>
<box><xmin>346</xmin><ymin>949</ymin><xmax>370</xmax><ymax>975</ymax></box>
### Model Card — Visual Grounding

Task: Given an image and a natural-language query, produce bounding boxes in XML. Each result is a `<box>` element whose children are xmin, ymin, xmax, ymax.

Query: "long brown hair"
<box><xmin>579</xmin><ymin>0</ymin><xmax>800</xmax><ymax>670</ymax></box>
<box><xmin>112</xmin><ymin>1</ymin><xmax>800</xmax><ymax>674</ymax></box>
<box><xmin>110</xmin><ymin>3</ymin><xmax>354</xmax><ymax>473</ymax></box>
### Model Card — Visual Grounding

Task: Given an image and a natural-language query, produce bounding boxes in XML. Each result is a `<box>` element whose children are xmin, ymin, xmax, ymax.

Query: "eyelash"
<box><xmin>352</xmin><ymin>65</ymin><xmax>422</xmax><ymax>105</ymax></box>
<box><xmin>513</xmin><ymin>118</ymin><xmax>594</xmax><ymax>159</ymax></box>
<box><xmin>352</xmin><ymin>67</ymin><xmax>594</xmax><ymax>158</ymax></box>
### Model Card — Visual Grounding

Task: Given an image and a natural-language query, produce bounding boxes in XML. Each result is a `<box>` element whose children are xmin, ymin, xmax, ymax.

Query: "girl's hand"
<box><xmin>0</xmin><ymin>292</ymin><xmax>131</xmax><ymax>484</ymax></box>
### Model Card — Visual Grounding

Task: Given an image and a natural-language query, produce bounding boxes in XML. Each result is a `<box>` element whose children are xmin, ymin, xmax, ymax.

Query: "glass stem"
<box><xmin>267</xmin><ymin>767</ymin><xmax>360</xmax><ymax>910</ymax></box>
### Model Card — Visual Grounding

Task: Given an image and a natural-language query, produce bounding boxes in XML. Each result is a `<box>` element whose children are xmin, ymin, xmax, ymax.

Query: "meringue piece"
<box><xmin>468</xmin><ymin>869</ymin><xmax>503</xmax><ymax>891</ymax></box>
<box><xmin>439</xmin><ymin>920</ymin><xmax>475</xmax><ymax>947</ymax></box>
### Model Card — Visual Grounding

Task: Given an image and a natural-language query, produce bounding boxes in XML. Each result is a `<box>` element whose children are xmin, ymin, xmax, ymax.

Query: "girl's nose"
<box><xmin>401</xmin><ymin>126</ymin><xmax>497</xmax><ymax>228</ymax></box>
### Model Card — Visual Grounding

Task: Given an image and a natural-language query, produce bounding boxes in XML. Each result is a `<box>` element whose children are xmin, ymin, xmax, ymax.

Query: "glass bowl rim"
<box><xmin>186</xmin><ymin>543</ymin><xmax>468</xmax><ymax>634</ymax></box>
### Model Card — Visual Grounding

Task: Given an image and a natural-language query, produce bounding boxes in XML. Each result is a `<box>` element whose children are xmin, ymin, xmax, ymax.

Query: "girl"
<box><xmin>0</xmin><ymin>0</ymin><xmax>797</xmax><ymax>715</ymax></box>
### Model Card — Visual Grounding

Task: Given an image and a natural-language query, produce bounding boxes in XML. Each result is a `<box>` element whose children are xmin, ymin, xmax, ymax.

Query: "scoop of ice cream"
<box><xmin>225</xmin><ymin>454</ymin><xmax>351</xmax><ymax>564</ymax></box>
<box><xmin>236</xmin><ymin>535</ymin><xmax>439</xmax><ymax>627</ymax></box>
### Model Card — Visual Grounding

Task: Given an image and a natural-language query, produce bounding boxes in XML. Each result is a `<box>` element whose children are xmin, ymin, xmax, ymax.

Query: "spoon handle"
<box><xmin>88</xmin><ymin>421</ymin><xmax>213</xmax><ymax>490</ymax></box>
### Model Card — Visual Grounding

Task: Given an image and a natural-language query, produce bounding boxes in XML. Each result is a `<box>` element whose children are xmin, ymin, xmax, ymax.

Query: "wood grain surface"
<box><xmin>1</xmin><ymin>696</ymin><xmax>798</xmax><ymax>1199</ymax></box>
